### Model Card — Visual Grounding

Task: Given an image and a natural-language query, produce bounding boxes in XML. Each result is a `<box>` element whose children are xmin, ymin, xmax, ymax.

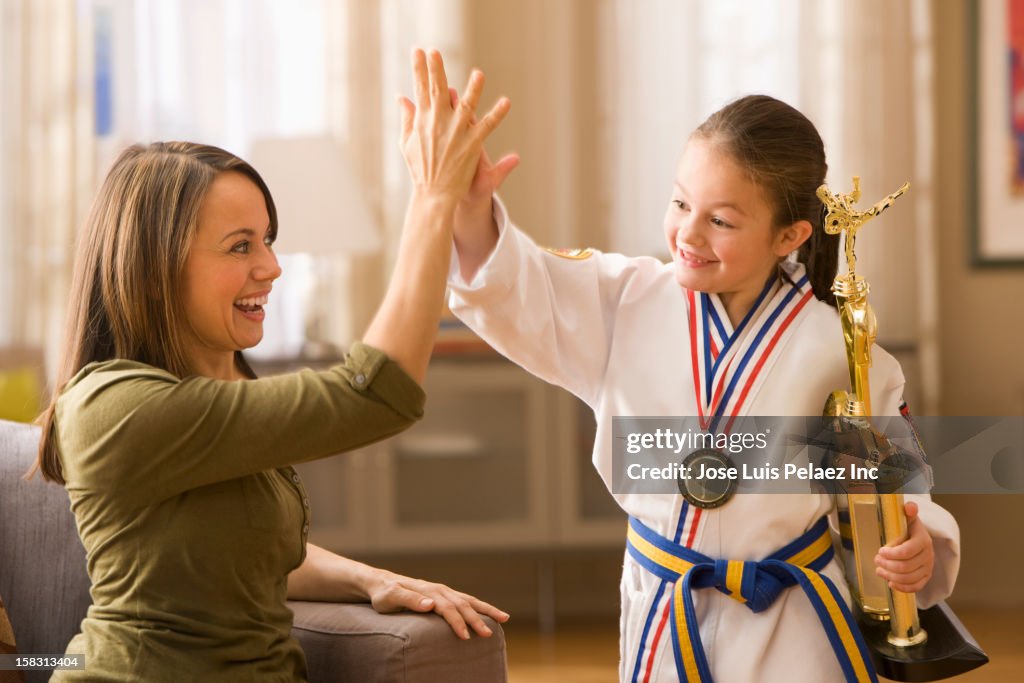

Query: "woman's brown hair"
<box><xmin>32</xmin><ymin>142</ymin><xmax>277</xmax><ymax>484</ymax></box>
<box><xmin>693</xmin><ymin>95</ymin><xmax>838</xmax><ymax>305</ymax></box>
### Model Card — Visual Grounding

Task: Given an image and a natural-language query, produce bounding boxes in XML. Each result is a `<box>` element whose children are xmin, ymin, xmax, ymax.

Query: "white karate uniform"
<box><xmin>447</xmin><ymin>198</ymin><xmax>960</xmax><ymax>683</ymax></box>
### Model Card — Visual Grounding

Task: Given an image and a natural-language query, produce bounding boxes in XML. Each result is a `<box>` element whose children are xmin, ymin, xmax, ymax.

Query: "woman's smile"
<box><xmin>233</xmin><ymin>290</ymin><xmax>270</xmax><ymax>322</ymax></box>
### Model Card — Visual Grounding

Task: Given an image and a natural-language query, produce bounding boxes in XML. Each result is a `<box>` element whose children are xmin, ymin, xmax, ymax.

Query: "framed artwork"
<box><xmin>971</xmin><ymin>0</ymin><xmax>1024</xmax><ymax>266</ymax></box>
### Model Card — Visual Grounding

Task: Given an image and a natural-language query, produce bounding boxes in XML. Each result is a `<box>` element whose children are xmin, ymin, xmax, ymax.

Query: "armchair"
<box><xmin>0</xmin><ymin>419</ymin><xmax>506</xmax><ymax>682</ymax></box>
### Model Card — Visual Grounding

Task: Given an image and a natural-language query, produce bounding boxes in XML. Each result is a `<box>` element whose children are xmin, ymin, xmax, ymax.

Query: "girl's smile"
<box><xmin>664</xmin><ymin>138</ymin><xmax>809</xmax><ymax>326</ymax></box>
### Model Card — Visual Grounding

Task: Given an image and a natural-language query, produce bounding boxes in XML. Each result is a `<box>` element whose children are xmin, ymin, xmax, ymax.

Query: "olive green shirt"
<box><xmin>52</xmin><ymin>343</ymin><xmax>424</xmax><ymax>682</ymax></box>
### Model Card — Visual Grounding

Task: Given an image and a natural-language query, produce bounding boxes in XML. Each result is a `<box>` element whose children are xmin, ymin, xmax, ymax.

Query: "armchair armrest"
<box><xmin>288</xmin><ymin>601</ymin><xmax>507</xmax><ymax>683</ymax></box>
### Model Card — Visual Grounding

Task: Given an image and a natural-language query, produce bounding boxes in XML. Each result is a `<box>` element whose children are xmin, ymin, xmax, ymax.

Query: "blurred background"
<box><xmin>0</xmin><ymin>1</ymin><xmax>1022</xmax><ymax>680</ymax></box>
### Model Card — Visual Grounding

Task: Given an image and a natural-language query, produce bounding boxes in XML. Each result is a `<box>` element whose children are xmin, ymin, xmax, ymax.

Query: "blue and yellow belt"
<box><xmin>627</xmin><ymin>515</ymin><xmax>877</xmax><ymax>682</ymax></box>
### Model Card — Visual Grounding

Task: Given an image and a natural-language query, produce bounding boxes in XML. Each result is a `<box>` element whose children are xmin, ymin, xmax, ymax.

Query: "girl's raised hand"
<box><xmin>397</xmin><ymin>50</ymin><xmax>511</xmax><ymax>206</ymax></box>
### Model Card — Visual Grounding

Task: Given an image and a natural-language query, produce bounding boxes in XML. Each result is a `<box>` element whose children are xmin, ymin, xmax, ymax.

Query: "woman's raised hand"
<box><xmin>397</xmin><ymin>49</ymin><xmax>510</xmax><ymax>206</ymax></box>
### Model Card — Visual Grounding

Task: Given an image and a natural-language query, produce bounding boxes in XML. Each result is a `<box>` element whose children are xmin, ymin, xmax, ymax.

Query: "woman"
<box><xmin>35</xmin><ymin>50</ymin><xmax>511</xmax><ymax>681</ymax></box>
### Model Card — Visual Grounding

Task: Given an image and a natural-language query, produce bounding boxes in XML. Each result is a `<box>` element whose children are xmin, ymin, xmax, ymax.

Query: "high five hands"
<box><xmin>397</xmin><ymin>49</ymin><xmax>514</xmax><ymax>207</ymax></box>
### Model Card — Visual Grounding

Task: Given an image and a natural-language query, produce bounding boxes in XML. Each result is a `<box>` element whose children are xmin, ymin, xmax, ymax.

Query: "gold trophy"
<box><xmin>819</xmin><ymin>178</ymin><xmax>987</xmax><ymax>681</ymax></box>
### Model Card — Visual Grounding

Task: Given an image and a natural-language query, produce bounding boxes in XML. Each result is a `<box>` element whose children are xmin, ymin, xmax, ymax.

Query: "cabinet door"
<box><xmin>549</xmin><ymin>389</ymin><xmax>626</xmax><ymax>545</ymax></box>
<box><xmin>368</xmin><ymin>361</ymin><xmax>552</xmax><ymax>551</ymax></box>
<box><xmin>294</xmin><ymin>446</ymin><xmax>375</xmax><ymax>553</ymax></box>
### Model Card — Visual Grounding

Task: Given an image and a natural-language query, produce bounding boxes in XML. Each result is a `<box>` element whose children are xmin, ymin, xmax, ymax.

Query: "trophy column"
<box><xmin>818</xmin><ymin>177</ymin><xmax>985</xmax><ymax>680</ymax></box>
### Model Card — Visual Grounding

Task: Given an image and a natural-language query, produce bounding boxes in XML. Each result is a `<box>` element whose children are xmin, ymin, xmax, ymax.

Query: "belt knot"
<box><xmin>709</xmin><ymin>558</ymin><xmax>790</xmax><ymax>612</ymax></box>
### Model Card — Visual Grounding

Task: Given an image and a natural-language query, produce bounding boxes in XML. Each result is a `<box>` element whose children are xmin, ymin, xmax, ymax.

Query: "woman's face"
<box><xmin>181</xmin><ymin>171</ymin><xmax>280</xmax><ymax>378</ymax></box>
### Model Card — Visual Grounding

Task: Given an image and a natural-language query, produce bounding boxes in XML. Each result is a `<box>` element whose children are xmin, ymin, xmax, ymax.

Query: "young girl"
<box><xmin>444</xmin><ymin>95</ymin><xmax>960</xmax><ymax>682</ymax></box>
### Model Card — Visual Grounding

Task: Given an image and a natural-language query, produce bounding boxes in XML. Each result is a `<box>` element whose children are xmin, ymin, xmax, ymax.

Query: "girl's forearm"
<box><xmin>453</xmin><ymin>197</ymin><xmax>499</xmax><ymax>283</ymax></box>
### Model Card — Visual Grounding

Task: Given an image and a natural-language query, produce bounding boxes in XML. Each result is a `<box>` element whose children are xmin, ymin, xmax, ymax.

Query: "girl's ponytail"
<box><xmin>694</xmin><ymin>95</ymin><xmax>838</xmax><ymax>305</ymax></box>
<box><xmin>796</xmin><ymin>204</ymin><xmax>840</xmax><ymax>307</ymax></box>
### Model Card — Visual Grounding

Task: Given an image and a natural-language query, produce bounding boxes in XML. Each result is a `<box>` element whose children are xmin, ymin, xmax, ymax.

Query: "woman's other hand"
<box><xmin>366</xmin><ymin>569</ymin><xmax>510</xmax><ymax>640</ymax></box>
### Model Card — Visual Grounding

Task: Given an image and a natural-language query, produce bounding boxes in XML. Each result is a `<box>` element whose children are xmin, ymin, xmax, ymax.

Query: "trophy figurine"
<box><xmin>819</xmin><ymin>177</ymin><xmax>988</xmax><ymax>681</ymax></box>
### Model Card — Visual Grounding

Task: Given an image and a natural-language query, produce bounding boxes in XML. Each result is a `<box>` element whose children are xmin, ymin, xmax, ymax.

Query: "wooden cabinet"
<box><xmin>254</xmin><ymin>356</ymin><xmax>625</xmax><ymax>555</ymax></box>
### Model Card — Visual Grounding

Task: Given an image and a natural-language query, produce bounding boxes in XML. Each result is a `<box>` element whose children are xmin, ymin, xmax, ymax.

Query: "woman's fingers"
<box><xmin>400</xmin><ymin>49</ymin><xmax>511</xmax><ymax>199</ymax></box>
<box><xmin>372</xmin><ymin>581</ymin><xmax>431</xmax><ymax>614</ymax></box>
<box><xmin>467</xmin><ymin>595</ymin><xmax>511</xmax><ymax>624</ymax></box>
<box><xmin>411</xmin><ymin>49</ymin><xmax>430</xmax><ymax>111</ymax></box>
<box><xmin>371</xmin><ymin>575</ymin><xmax>509</xmax><ymax>640</ymax></box>
<box><xmin>448</xmin><ymin>593</ymin><xmax>493</xmax><ymax>637</ymax></box>
<box><xmin>426</xmin><ymin>50</ymin><xmax>450</xmax><ymax>109</ymax></box>
<box><xmin>431</xmin><ymin>597</ymin><xmax>472</xmax><ymax>639</ymax></box>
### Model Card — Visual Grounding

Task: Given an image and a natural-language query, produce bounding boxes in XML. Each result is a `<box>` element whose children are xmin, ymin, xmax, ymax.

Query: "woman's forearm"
<box><xmin>362</xmin><ymin>192</ymin><xmax>456</xmax><ymax>384</ymax></box>
<box><xmin>286</xmin><ymin>542</ymin><xmax>377</xmax><ymax>602</ymax></box>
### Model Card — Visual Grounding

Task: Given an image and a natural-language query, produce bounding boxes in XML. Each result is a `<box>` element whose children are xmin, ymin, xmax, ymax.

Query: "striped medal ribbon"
<box><xmin>629</xmin><ymin>266</ymin><xmax>816</xmax><ymax>683</ymax></box>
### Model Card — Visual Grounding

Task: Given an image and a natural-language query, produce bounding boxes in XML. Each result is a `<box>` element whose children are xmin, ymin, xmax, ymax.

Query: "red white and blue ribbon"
<box><xmin>629</xmin><ymin>266</ymin><xmax>815</xmax><ymax>683</ymax></box>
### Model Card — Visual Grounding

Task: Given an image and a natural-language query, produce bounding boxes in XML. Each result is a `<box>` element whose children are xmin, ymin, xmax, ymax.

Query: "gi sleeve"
<box><xmin>56</xmin><ymin>342</ymin><xmax>424</xmax><ymax>505</ymax></box>
<box><xmin>448</xmin><ymin>195</ymin><xmax>650</xmax><ymax>407</ymax></box>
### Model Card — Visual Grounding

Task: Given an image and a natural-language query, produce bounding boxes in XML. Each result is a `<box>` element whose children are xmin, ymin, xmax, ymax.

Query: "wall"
<box><xmin>420</xmin><ymin>0</ymin><xmax>1024</xmax><ymax>612</ymax></box>
<box><xmin>932</xmin><ymin>0</ymin><xmax>1024</xmax><ymax>608</ymax></box>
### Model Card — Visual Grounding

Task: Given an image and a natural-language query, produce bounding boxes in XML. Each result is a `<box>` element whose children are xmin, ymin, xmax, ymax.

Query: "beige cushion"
<box><xmin>291</xmin><ymin>601</ymin><xmax>507</xmax><ymax>683</ymax></box>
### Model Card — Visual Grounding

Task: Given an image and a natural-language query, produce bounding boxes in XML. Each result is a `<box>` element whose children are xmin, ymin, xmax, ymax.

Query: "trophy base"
<box><xmin>855</xmin><ymin>601</ymin><xmax>988</xmax><ymax>681</ymax></box>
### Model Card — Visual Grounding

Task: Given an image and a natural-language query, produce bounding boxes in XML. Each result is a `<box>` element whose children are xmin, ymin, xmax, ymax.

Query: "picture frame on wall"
<box><xmin>971</xmin><ymin>0</ymin><xmax>1024</xmax><ymax>267</ymax></box>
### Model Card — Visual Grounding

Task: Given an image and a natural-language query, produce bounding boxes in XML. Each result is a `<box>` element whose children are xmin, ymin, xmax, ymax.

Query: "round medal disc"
<box><xmin>678</xmin><ymin>448</ymin><xmax>738</xmax><ymax>509</ymax></box>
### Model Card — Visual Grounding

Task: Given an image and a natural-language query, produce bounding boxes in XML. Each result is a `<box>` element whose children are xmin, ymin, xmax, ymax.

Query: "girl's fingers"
<box><xmin>397</xmin><ymin>95</ymin><xmax>415</xmax><ymax>142</ymax></box>
<box><xmin>878</xmin><ymin>543</ymin><xmax>917</xmax><ymax>561</ymax></box>
<box><xmin>411</xmin><ymin>49</ymin><xmax>430</xmax><ymax>111</ymax></box>
<box><xmin>492</xmin><ymin>153</ymin><xmax>521</xmax><ymax>188</ymax></box>
<box><xmin>458</xmin><ymin>70</ymin><xmax>485</xmax><ymax>120</ymax></box>
<box><xmin>877</xmin><ymin>555</ymin><xmax>929</xmax><ymax>579</ymax></box>
<box><xmin>427</xmin><ymin>50</ymin><xmax>450</xmax><ymax>109</ymax></box>
<box><xmin>475</xmin><ymin>97</ymin><xmax>512</xmax><ymax>139</ymax></box>
<box><xmin>888</xmin><ymin>577</ymin><xmax>928</xmax><ymax>593</ymax></box>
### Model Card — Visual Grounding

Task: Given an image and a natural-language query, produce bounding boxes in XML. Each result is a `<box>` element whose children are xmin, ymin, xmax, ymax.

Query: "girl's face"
<box><xmin>663</xmin><ymin>138</ymin><xmax>808</xmax><ymax>321</ymax></box>
<box><xmin>181</xmin><ymin>171</ymin><xmax>281</xmax><ymax>378</ymax></box>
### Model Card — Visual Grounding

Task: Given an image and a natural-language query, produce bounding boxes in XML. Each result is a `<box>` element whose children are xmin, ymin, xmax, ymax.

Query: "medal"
<box><xmin>678</xmin><ymin>448</ymin><xmax>737</xmax><ymax>509</ymax></box>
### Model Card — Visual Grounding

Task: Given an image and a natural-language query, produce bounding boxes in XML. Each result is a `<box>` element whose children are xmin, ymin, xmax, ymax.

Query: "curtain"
<box><xmin>322</xmin><ymin>0</ymin><xmax>468</xmax><ymax>336</ymax></box>
<box><xmin>598</xmin><ymin>0</ymin><xmax>938</xmax><ymax>412</ymax></box>
<box><xmin>0</xmin><ymin>0</ymin><xmax>939</xmax><ymax>409</ymax></box>
<box><xmin>0</xmin><ymin>0</ymin><xmax>94</xmax><ymax>384</ymax></box>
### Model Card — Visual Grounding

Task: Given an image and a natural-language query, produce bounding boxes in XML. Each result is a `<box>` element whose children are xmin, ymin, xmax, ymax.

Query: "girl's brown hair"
<box><xmin>693</xmin><ymin>95</ymin><xmax>838</xmax><ymax>305</ymax></box>
<box><xmin>33</xmin><ymin>142</ymin><xmax>277</xmax><ymax>484</ymax></box>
